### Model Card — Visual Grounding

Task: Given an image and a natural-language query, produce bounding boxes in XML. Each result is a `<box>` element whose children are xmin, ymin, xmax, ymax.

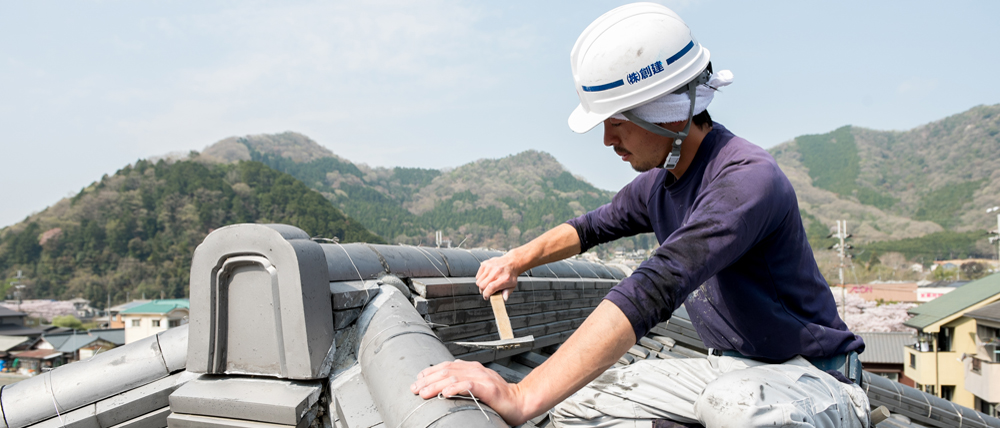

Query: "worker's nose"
<box><xmin>603</xmin><ymin>122</ymin><xmax>617</xmax><ymax>147</ymax></box>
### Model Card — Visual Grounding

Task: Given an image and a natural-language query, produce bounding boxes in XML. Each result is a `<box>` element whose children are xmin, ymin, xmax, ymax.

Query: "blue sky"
<box><xmin>2</xmin><ymin>1</ymin><xmax>999</xmax><ymax>228</ymax></box>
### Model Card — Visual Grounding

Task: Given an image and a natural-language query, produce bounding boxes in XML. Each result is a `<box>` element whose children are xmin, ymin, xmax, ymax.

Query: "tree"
<box><xmin>961</xmin><ymin>262</ymin><xmax>988</xmax><ymax>280</ymax></box>
<box><xmin>51</xmin><ymin>315</ymin><xmax>84</xmax><ymax>330</ymax></box>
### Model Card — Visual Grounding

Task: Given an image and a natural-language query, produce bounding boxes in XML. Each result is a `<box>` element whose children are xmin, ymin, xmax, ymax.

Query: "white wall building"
<box><xmin>121</xmin><ymin>299</ymin><xmax>189</xmax><ymax>344</ymax></box>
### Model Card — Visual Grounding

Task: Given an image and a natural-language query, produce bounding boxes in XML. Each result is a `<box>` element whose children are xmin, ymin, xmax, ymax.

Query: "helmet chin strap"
<box><xmin>620</xmin><ymin>69</ymin><xmax>711</xmax><ymax>169</ymax></box>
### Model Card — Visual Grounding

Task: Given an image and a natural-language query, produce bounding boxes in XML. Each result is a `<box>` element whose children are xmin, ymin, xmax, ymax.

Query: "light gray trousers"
<box><xmin>549</xmin><ymin>355</ymin><xmax>870</xmax><ymax>428</ymax></box>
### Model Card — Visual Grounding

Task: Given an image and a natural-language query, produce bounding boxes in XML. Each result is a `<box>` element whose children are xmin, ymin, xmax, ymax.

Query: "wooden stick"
<box><xmin>491</xmin><ymin>294</ymin><xmax>514</xmax><ymax>340</ymax></box>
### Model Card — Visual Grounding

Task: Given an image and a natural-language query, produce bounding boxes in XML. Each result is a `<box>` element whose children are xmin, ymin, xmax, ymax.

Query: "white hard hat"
<box><xmin>568</xmin><ymin>2</ymin><xmax>710</xmax><ymax>133</ymax></box>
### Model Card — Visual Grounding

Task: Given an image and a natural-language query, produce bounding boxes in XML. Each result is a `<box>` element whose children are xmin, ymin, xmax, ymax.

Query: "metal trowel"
<box><xmin>454</xmin><ymin>293</ymin><xmax>535</xmax><ymax>350</ymax></box>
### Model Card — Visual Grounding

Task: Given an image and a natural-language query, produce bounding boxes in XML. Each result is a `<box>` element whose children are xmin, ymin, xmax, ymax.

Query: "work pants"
<box><xmin>549</xmin><ymin>354</ymin><xmax>870</xmax><ymax>428</ymax></box>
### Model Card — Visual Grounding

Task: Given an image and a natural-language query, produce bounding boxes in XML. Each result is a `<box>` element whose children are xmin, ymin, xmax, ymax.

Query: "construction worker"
<box><xmin>411</xmin><ymin>3</ymin><xmax>869</xmax><ymax>427</ymax></box>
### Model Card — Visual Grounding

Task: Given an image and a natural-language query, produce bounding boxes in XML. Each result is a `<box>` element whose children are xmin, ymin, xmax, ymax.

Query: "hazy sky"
<box><xmin>2</xmin><ymin>1</ymin><xmax>999</xmax><ymax>228</ymax></box>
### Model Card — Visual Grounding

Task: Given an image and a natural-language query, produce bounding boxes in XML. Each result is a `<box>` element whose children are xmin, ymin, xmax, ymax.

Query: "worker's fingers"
<box><xmin>476</xmin><ymin>257</ymin><xmax>518</xmax><ymax>299</ymax></box>
<box><xmin>411</xmin><ymin>359</ymin><xmax>528</xmax><ymax>425</ymax></box>
<box><xmin>411</xmin><ymin>360</ymin><xmax>489</xmax><ymax>399</ymax></box>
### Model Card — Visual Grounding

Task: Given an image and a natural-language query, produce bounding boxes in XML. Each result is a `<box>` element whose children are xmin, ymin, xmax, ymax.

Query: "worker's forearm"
<box><xmin>514</xmin><ymin>300</ymin><xmax>637</xmax><ymax>419</ymax></box>
<box><xmin>505</xmin><ymin>223</ymin><xmax>581</xmax><ymax>273</ymax></box>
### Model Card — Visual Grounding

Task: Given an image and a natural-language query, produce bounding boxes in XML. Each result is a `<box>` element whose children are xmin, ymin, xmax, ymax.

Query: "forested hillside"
<box><xmin>0</xmin><ymin>158</ymin><xmax>382</xmax><ymax>303</ymax></box>
<box><xmin>771</xmin><ymin>103</ymin><xmax>1000</xmax><ymax>281</ymax></box>
<box><xmin>202</xmin><ymin>133</ymin><xmax>657</xmax><ymax>252</ymax></box>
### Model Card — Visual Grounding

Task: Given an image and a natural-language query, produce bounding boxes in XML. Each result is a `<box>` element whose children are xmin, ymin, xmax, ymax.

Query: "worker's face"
<box><xmin>603</xmin><ymin>118</ymin><xmax>681</xmax><ymax>172</ymax></box>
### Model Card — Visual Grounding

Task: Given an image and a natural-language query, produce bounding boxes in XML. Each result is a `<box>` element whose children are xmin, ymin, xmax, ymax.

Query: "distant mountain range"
<box><xmin>1</xmin><ymin>103</ymin><xmax>998</xmax><ymax>302</ymax></box>
<box><xmin>199</xmin><ymin>132</ymin><xmax>649</xmax><ymax>251</ymax></box>
<box><xmin>771</xmin><ymin>104</ymin><xmax>1000</xmax><ymax>274</ymax></box>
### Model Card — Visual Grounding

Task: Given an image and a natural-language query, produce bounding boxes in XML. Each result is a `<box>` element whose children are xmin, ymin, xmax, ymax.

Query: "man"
<box><xmin>411</xmin><ymin>4</ymin><xmax>870</xmax><ymax>427</ymax></box>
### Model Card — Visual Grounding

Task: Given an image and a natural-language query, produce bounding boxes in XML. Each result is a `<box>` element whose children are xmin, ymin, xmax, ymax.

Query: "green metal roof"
<box><xmin>905</xmin><ymin>272</ymin><xmax>1000</xmax><ymax>330</ymax></box>
<box><xmin>120</xmin><ymin>299</ymin><xmax>190</xmax><ymax>315</ymax></box>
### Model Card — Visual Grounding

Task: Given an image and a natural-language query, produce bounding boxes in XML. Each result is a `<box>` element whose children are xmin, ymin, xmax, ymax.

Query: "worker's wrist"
<box><xmin>501</xmin><ymin>247</ymin><xmax>530</xmax><ymax>276</ymax></box>
<box><xmin>508</xmin><ymin>381</ymin><xmax>544</xmax><ymax>425</ymax></box>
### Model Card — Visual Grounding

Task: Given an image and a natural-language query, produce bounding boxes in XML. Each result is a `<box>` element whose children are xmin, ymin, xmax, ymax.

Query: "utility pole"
<box><xmin>11</xmin><ymin>270</ymin><xmax>26</xmax><ymax>313</ymax></box>
<box><xmin>988</xmin><ymin>207</ymin><xmax>1000</xmax><ymax>269</ymax></box>
<box><xmin>828</xmin><ymin>220</ymin><xmax>853</xmax><ymax>319</ymax></box>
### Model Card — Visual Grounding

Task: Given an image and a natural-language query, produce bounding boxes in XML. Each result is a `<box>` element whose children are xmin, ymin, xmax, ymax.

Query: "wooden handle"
<box><xmin>490</xmin><ymin>294</ymin><xmax>514</xmax><ymax>340</ymax></box>
<box><xmin>870</xmin><ymin>406</ymin><xmax>890</xmax><ymax>425</ymax></box>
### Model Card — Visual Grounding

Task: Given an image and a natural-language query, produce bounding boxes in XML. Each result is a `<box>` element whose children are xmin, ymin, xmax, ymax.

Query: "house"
<box><xmin>0</xmin><ymin>306</ymin><xmax>27</xmax><ymax>327</ymax></box>
<box><xmin>964</xmin><ymin>300</ymin><xmax>1000</xmax><ymax>418</ymax></box>
<box><xmin>0</xmin><ymin>335</ymin><xmax>34</xmax><ymax>372</ymax></box>
<box><xmin>8</xmin><ymin>349</ymin><xmax>63</xmax><ymax>375</ymax></box>
<box><xmin>903</xmin><ymin>272</ymin><xmax>1000</xmax><ymax>408</ymax></box>
<box><xmin>104</xmin><ymin>300</ymin><xmax>151</xmax><ymax>329</ymax></box>
<box><xmin>35</xmin><ymin>328</ymin><xmax>125</xmax><ymax>362</ymax></box>
<box><xmin>858</xmin><ymin>331</ymin><xmax>917</xmax><ymax>387</ymax></box>
<box><xmin>0</xmin><ymin>306</ymin><xmax>45</xmax><ymax>338</ymax></box>
<box><xmin>121</xmin><ymin>299</ymin><xmax>189</xmax><ymax>344</ymax></box>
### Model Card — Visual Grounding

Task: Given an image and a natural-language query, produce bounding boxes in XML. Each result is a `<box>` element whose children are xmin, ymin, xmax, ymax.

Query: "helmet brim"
<box><xmin>568</xmin><ymin>104</ymin><xmax>609</xmax><ymax>134</ymax></box>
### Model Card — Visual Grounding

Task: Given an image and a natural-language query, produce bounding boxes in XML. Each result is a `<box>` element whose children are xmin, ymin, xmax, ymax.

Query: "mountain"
<box><xmin>770</xmin><ymin>104</ymin><xmax>1000</xmax><ymax>270</ymax></box>
<box><xmin>0</xmin><ymin>158</ymin><xmax>382</xmax><ymax>304</ymax></box>
<box><xmin>200</xmin><ymin>132</ymin><xmax>657</xmax><ymax>252</ymax></box>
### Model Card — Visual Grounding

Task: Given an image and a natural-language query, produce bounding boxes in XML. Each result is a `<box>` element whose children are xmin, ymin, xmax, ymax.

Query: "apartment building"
<box><xmin>965</xmin><ymin>300</ymin><xmax>1000</xmax><ymax>417</ymax></box>
<box><xmin>903</xmin><ymin>273</ymin><xmax>1000</xmax><ymax>408</ymax></box>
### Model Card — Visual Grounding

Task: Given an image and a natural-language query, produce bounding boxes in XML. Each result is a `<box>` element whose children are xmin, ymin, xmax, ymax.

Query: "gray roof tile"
<box><xmin>857</xmin><ymin>332</ymin><xmax>916</xmax><ymax>364</ymax></box>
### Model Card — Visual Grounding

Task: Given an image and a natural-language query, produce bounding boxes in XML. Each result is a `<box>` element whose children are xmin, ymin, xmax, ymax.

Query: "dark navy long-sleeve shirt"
<box><xmin>568</xmin><ymin>123</ymin><xmax>864</xmax><ymax>362</ymax></box>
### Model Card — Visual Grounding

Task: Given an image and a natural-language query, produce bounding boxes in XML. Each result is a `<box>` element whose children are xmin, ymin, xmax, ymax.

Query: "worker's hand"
<box><xmin>476</xmin><ymin>255</ymin><xmax>520</xmax><ymax>300</ymax></box>
<box><xmin>410</xmin><ymin>360</ymin><xmax>529</xmax><ymax>426</ymax></box>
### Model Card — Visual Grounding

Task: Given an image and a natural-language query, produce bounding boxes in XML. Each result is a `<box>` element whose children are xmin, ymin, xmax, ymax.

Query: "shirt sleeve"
<box><xmin>566</xmin><ymin>171</ymin><xmax>659</xmax><ymax>253</ymax></box>
<box><xmin>605</xmin><ymin>157</ymin><xmax>791</xmax><ymax>342</ymax></box>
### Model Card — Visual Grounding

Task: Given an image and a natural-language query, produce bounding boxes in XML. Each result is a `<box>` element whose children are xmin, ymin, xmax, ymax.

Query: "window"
<box><xmin>152</xmin><ymin>320</ymin><xmax>161</xmax><ymax>327</ymax></box>
<box><xmin>979</xmin><ymin>324</ymin><xmax>1000</xmax><ymax>362</ymax></box>
<box><xmin>168</xmin><ymin>319</ymin><xmax>180</xmax><ymax>328</ymax></box>
<box><xmin>910</xmin><ymin>353</ymin><xmax>917</xmax><ymax>369</ymax></box>
<box><xmin>131</xmin><ymin>319</ymin><xmax>140</xmax><ymax>327</ymax></box>
<box><xmin>877</xmin><ymin>372</ymin><xmax>899</xmax><ymax>382</ymax></box>
<box><xmin>926</xmin><ymin>385</ymin><xmax>936</xmax><ymax>396</ymax></box>
<box><xmin>973</xmin><ymin>358</ymin><xmax>982</xmax><ymax>374</ymax></box>
<box><xmin>917</xmin><ymin>332</ymin><xmax>934</xmax><ymax>352</ymax></box>
<box><xmin>938</xmin><ymin>327</ymin><xmax>954</xmax><ymax>352</ymax></box>
<box><xmin>941</xmin><ymin>385</ymin><xmax>955</xmax><ymax>401</ymax></box>
<box><xmin>978</xmin><ymin>397</ymin><xmax>998</xmax><ymax>418</ymax></box>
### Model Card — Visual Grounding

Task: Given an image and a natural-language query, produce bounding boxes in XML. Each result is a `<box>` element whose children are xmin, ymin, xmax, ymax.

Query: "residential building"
<box><xmin>903</xmin><ymin>272</ymin><xmax>1000</xmax><ymax>408</ymax></box>
<box><xmin>858</xmin><ymin>331</ymin><xmax>917</xmax><ymax>387</ymax></box>
<box><xmin>0</xmin><ymin>306</ymin><xmax>45</xmax><ymax>338</ymax></box>
<box><xmin>34</xmin><ymin>328</ymin><xmax>125</xmax><ymax>362</ymax></box>
<box><xmin>0</xmin><ymin>306</ymin><xmax>27</xmax><ymax>327</ymax></box>
<box><xmin>121</xmin><ymin>299</ymin><xmax>189</xmax><ymax>344</ymax></box>
<box><xmin>964</xmin><ymin>300</ymin><xmax>1000</xmax><ymax>418</ymax></box>
<box><xmin>105</xmin><ymin>300</ymin><xmax>151</xmax><ymax>329</ymax></box>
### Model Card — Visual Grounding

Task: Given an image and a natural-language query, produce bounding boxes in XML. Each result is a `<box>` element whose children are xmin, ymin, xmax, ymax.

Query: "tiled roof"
<box><xmin>0</xmin><ymin>305</ymin><xmax>27</xmax><ymax>317</ymax></box>
<box><xmin>857</xmin><ymin>332</ymin><xmax>916</xmax><ymax>364</ymax></box>
<box><xmin>41</xmin><ymin>329</ymin><xmax>125</xmax><ymax>353</ymax></box>
<box><xmin>108</xmin><ymin>300</ymin><xmax>151</xmax><ymax>312</ymax></box>
<box><xmin>0</xmin><ymin>335</ymin><xmax>30</xmax><ymax>352</ymax></box>
<box><xmin>12</xmin><ymin>349</ymin><xmax>62</xmax><ymax>360</ymax></box>
<box><xmin>121</xmin><ymin>299</ymin><xmax>190</xmax><ymax>315</ymax></box>
<box><xmin>4</xmin><ymin>224</ymin><xmax>998</xmax><ymax>428</ymax></box>
<box><xmin>966</xmin><ymin>300</ymin><xmax>1000</xmax><ymax>323</ymax></box>
<box><xmin>0</xmin><ymin>324</ymin><xmax>45</xmax><ymax>337</ymax></box>
<box><xmin>905</xmin><ymin>272</ymin><xmax>1000</xmax><ymax>330</ymax></box>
